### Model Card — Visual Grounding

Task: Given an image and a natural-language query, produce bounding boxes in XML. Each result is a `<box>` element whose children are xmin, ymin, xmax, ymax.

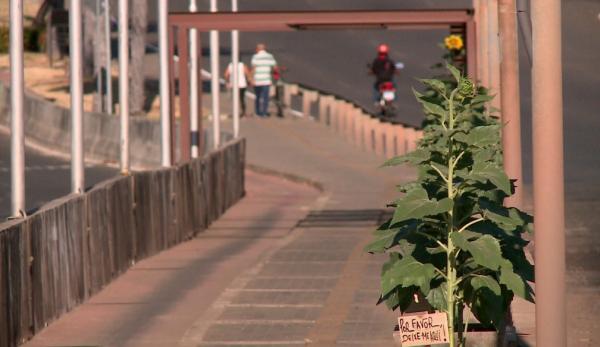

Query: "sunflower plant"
<box><xmin>366</xmin><ymin>64</ymin><xmax>534</xmax><ymax>347</ymax></box>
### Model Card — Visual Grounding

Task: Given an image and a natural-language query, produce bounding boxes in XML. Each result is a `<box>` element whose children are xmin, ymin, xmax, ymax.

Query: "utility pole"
<box><xmin>531</xmin><ymin>0</ymin><xmax>566</xmax><ymax>345</ymax></box>
<box><xmin>158</xmin><ymin>0</ymin><xmax>171</xmax><ymax>166</ymax></box>
<box><xmin>70</xmin><ymin>0</ymin><xmax>84</xmax><ymax>193</ymax></box>
<box><xmin>10</xmin><ymin>0</ymin><xmax>25</xmax><ymax>216</ymax></box>
<box><xmin>232</xmin><ymin>0</ymin><xmax>240</xmax><ymax>138</ymax></box>
<box><xmin>499</xmin><ymin>0</ymin><xmax>523</xmax><ymax>208</ymax></box>
<box><xmin>190</xmin><ymin>0</ymin><xmax>200</xmax><ymax>158</ymax></box>
<box><xmin>210</xmin><ymin>0</ymin><xmax>220</xmax><ymax>149</ymax></box>
<box><xmin>119</xmin><ymin>0</ymin><xmax>130</xmax><ymax>174</ymax></box>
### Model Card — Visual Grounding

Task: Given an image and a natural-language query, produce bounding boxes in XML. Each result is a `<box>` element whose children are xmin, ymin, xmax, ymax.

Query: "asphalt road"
<box><xmin>0</xmin><ymin>132</ymin><xmax>117</xmax><ymax>219</ymax></box>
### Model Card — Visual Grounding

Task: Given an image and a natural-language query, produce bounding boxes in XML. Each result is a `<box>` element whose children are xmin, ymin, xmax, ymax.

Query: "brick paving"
<box><xmin>21</xmin><ymin>115</ymin><xmax>543</xmax><ymax>346</ymax></box>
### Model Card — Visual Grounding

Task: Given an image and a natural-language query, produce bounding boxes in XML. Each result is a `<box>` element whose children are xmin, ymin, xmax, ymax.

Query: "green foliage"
<box><xmin>0</xmin><ymin>27</ymin><xmax>8</xmax><ymax>53</ymax></box>
<box><xmin>366</xmin><ymin>65</ymin><xmax>534</xmax><ymax>347</ymax></box>
<box><xmin>24</xmin><ymin>26</ymin><xmax>45</xmax><ymax>52</ymax></box>
<box><xmin>0</xmin><ymin>26</ymin><xmax>45</xmax><ymax>53</ymax></box>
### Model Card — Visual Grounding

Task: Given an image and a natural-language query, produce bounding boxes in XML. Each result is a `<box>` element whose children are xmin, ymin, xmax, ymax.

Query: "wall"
<box><xmin>0</xmin><ymin>82</ymin><xmax>166</xmax><ymax>169</ymax></box>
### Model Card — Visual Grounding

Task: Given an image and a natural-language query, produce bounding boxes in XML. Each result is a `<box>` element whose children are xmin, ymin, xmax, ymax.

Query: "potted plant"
<box><xmin>366</xmin><ymin>64</ymin><xmax>534</xmax><ymax>347</ymax></box>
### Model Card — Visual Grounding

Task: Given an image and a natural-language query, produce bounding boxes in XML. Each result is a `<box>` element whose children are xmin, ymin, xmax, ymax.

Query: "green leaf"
<box><xmin>364</xmin><ymin>232</ymin><xmax>396</xmax><ymax>254</ymax></box>
<box><xmin>414</xmin><ymin>90</ymin><xmax>448</xmax><ymax>121</ymax></box>
<box><xmin>426</xmin><ymin>282</ymin><xmax>448</xmax><ymax>311</ymax></box>
<box><xmin>469</xmin><ymin>275</ymin><xmax>505</xmax><ymax>329</ymax></box>
<box><xmin>471</xmin><ymin>275</ymin><xmax>501</xmax><ymax>295</ymax></box>
<box><xmin>381</xmin><ymin>255</ymin><xmax>437</xmax><ymax>296</ymax></box>
<box><xmin>499</xmin><ymin>261</ymin><xmax>534</xmax><ymax>302</ymax></box>
<box><xmin>451</xmin><ymin>233</ymin><xmax>503</xmax><ymax>271</ymax></box>
<box><xmin>419</xmin><ymin>78</ymin><xmax>447</xmax><ymax>95</ymax></box>
<box><xmin>392</xmin><ymin>188</ymin><xmax>453</xmax><ymax>225</ymax></box>
<box><xmin>382</xmin><ymin>149</ymin><xmax>430</xmax><ymax>167</ymax></box>
<box><xmin>479</xmin><ymin>199</ymin><xmax>530</xmax><ymax>231</ymax></box>
<box><xmin>364</xmin><ymin>222</ymin><xmax>417</xmax><ymax>253</ymax></box>
<box><xmin>454</xmin><ymin>125</ymin><xmax>500</xmax><ymax>148</ymax></box>
<box><xmin>470</xmin><ymin>94</ymin><xmax>494</xmax><ymax>106</ymax></box>
<box><xmin>378</xmin><ymin>286</ymin><xmax>418</xmax><ymax>311</ymax></box>
<box><xmin>446</xmin><ymin>63</ymin><xmax>461</xmax><ymax>83</ymax></box>
<box><xmin>466</xmin><ymin>162</ymin><xmax>511</xmax><ymax>194</ymax></box>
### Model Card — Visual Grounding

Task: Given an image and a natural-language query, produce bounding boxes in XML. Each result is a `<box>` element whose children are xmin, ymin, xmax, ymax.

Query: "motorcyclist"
<box><xmin>370</xmin><ymin>44</ymin><xmax>397</xmax><ymax>103</ymax></box>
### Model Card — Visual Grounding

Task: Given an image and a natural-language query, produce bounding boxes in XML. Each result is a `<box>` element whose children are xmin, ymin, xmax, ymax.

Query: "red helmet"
<box><xmin>378</xmin><ymin>44</ymin><xmax>389</xmax><ymax>54</ymax></box>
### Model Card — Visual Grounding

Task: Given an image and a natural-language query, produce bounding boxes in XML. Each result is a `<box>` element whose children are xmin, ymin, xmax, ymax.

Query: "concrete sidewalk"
<box><xmin>22</xmin><ymin>114</ymin><xmax>536</xmax><ymax>346</ymax></box>
<box><xmin>22</xmin><ymin>170</ymin><xmax>321</xmax><ymax>347</ymax></box>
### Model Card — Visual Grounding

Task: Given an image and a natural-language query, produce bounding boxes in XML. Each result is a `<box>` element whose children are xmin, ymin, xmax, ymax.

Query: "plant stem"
<box><xmin>446</xmin><ymin>90</ymin><xmax>457</xmax><ymax>347</ymax></box>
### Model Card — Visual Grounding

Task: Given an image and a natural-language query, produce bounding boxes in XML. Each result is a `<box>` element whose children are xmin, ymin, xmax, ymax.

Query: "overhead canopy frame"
<box><xmin>167</xmin><ymin>9</ymin><xmax>477</xmax><ymax>162</ymax></box>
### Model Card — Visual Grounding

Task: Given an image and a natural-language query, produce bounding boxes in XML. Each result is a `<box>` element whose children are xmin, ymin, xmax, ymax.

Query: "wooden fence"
<box><xmin>0</xmin><ymin>138</ymin><xmax>245</xmax><ymax>347</ymax></box>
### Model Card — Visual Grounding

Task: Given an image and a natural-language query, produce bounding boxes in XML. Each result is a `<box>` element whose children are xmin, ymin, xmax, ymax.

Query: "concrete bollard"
<box><xmin>395</xmin><ymin>124</ymin><xmax>406</xmax><ymax>156</ymax></box>
<box><xmin>405</xmin><ymin>127</ymin><xmax>417</xmax><ymax>152</ymax></box>
<box><xmin>346</xmin><ymin>105</ymin><xmax>357</xmax><ymax>141</ymax></box>
<box><xmin>341</xmin><ymin>102</ymin><xmax>351</xmax><ymax>140</ymax></box>
<box><xmin>318</xmin><ymin>95</ymin><xmax>331</xmax><ymax>125</ymax></box>
<box><xmin>333</xmin><ymin>101</ymin><xmax>342</xmax><ymax>132</ymax></box>
<box><xmin>384</xmin><ymin>122</ymin><xmax>396</xmax><ymax>159</ymax></box>
<box><xmin>353</xmin><ymin>108</ymin><xmax>363</xmax><ymax>147</ymax></box>
<box><xmin>301</xmin><ymin>89</ymin><xmax>311</xmax><ymax>118</ymax></box>
<box><xmin>283</xmin><ymin>83</ymin><xmax>299</xmax><ymax>109</ymax></box>
<box><xmin>373</xmin><ymin>119</ymin><xmax>386</xmax><ymax>157</ymax></box>
<box><xmin>365</xmin><ymin>116</ymin><xmax>377</xmax><ymax>152</ymax></box>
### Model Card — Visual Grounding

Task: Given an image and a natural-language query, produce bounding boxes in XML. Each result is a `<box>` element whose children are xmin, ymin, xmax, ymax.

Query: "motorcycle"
<box><xmin>377</xmin><ymin>81</ymin><xmax>397</xmax><ymax>119</ymax></box>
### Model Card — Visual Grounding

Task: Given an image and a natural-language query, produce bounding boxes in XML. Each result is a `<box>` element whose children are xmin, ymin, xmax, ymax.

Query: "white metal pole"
<box><xmin>189</xmin><ymin>0</ymin><xmax>199</xmax><ymax>158</ymax></box>
<box><xmin>210</xmin><ymin>0</ymin><xmax>220</xmax><ymax>149</ymax></box>
<box><xmin>232</xmin><ymin>0</ymin><xmax>240</xmax><ymax>138</ymax></box>
<box><xmin>96</xmin><ymin>0</ymin><xmax>102</xmax><ymax>106</ymax></box>
<box><xmin>70</xmin><ymin>0</ymin><xmax>84</xmax><ymax>193</ymax></box>
<box><xmin>105</xmin><ymin>0</ymin><xmax>112</xmax><ymax>114</ymax></box>
<box><xmin>119</xmin><ymin>0</ymin><xmax>129</xmax><ymax>174</ymax></box>
<box><xmin>10</xmin><ymin>0</ymin><xmax>25</xmax><ymax>216</ymax></box>
<box><xmin>159</xmin><ymin>0</ymin><xmax>171</xmax><ymax>166</ymax></box>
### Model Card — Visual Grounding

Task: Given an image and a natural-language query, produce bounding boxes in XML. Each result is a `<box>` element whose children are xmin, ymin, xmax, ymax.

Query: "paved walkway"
<box><xmin>22</xmin><ymin>115</ymin><xmax>538</xmax><ymax>346</ymax></box>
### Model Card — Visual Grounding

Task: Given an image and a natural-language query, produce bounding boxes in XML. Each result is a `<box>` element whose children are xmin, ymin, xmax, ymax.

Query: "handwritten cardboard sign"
<box><xmin>396</xmin><ymin>312</ymin><xmax>450</xmax><ymax>346</ymax></box>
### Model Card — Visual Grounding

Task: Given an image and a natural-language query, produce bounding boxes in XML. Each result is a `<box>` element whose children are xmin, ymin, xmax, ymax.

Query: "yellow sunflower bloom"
<box><xmin>444</xmin><ymin>35</ymin><xmax>464</xmax><ymax>51</ymax></box>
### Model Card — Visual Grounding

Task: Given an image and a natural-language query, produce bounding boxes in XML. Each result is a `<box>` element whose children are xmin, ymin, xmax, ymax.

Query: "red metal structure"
<box><xmin>168</xmin><ymin>9</ymin><xmax>477</xmax><ymax>162</ymax></box>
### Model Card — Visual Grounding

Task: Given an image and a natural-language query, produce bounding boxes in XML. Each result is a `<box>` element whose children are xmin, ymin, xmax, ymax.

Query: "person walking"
<box><xmin>224</xmin><ymin>60</ymin><xmax>251</xmax><ymax>117</ymax></box>
<box><xmin>251</xmin><ymin>43</ymin><xmax>278</xmax><ymax>117</ymax></box>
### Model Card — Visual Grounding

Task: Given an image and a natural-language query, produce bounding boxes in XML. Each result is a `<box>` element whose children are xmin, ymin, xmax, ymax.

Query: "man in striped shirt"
<box><xmin>251</xmin><ymin>43</ymin><xmax>278</xmax><ymax>117</ymax></box>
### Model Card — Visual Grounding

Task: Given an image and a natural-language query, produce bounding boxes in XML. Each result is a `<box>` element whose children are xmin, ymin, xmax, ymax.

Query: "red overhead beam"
<box><xmin>168</xmin><ymin>9</ymin><xmax>473</xmax><ymax>32</ymax></box>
